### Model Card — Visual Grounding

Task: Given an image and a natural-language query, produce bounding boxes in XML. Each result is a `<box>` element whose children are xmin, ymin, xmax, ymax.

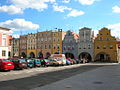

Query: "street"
<box><xmin>0</xmin><ymin>63</ymin><xmax>118</xmax><ymax>90</ymax></box>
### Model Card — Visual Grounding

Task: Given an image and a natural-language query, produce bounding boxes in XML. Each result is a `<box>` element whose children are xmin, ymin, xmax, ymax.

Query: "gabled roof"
<box><xmin>72</xmin><ymin>32</ymin><xmax>79</xmax><ymax>40</ymax></box>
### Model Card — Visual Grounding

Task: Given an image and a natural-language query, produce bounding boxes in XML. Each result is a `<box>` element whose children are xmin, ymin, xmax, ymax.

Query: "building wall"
<box><xmin>0</xmin><ymin>27</ymin><xmax>10</xmax><ymax>59</ymax></box>
<box><xmin>62</xmin><ymin>30</ymin><xmax>78</xmax><ymax>59</ymax></box>
<box><xmin>19</xmin><ymin>35</ymin><xmax>27</xmax><ymax>58</ymax></box>
<box><xmin>0</xmin><ymin>46</ymin><xmax>9</xmax><ymax>59</ymax></box>
<box><xmin>27</xmin><ymin>33</ymin><xmax>37</xmax><ymax>58</ymax></box>
<box><xmin>94</xmin><ymin>28</ymin><xmax>118</xmax><ymax>62</ymax></box>
<box><xmin>0</xmin><ymin>33</ymin><xmax>2</xmax><ymax>46</ymax></box>
<box><xmin>11</xmin><ymin>38</ymin><xmax>20</xmax><ymax>58</ymax></box>
<box><xmin>37</xmin><ymin>31</ymin><xmax>52</xmax><ymax>58</ymax></box>
<box><xmin>36</xmin><ymin>29</ymin><xmax>65</xmax><ymax>58</ymax></box>
<box><xmin>78</xmin><ymin>27</ymin><xmax>94</xmax><ymax>61</ymax></box>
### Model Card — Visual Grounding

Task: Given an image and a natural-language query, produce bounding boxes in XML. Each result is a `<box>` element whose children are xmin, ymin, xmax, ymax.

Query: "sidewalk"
<box><xmin>31</xmin><ymin>64</ymin><xmax>120</xmax><ymax>90</ymax></box>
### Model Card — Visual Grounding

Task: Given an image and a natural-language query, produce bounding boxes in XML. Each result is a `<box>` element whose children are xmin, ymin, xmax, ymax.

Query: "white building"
<box><xmin>78</xmin><ymin>27</ymin><xmax>94</xmax><ymax>62</ymax></box>
<box><xmin>0</xmin><ymin>27</ymin><xmax>11</xmax><ymax>59</ymax></box>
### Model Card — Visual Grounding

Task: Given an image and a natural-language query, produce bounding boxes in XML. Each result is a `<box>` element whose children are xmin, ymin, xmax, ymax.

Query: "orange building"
<box><xmin>37</xmin><ymin>29</ymin><xmax>66</xmax><ymax>58</ymax></box>
<box><xmin>94</xmin><ymin>27</ymin><xmax>118</xmax><ymax>62</ymax></box>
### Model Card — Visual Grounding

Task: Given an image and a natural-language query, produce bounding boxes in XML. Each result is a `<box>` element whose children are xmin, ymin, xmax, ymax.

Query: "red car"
<box><xmin>0</xmin><ymin>59</ymin><xmax>14</xmax><ymax>71</ymax></box>
<box><xmin>67</xmin><ymin>58</ymin><xmax>74</xmax><ymax>65</ymax></box>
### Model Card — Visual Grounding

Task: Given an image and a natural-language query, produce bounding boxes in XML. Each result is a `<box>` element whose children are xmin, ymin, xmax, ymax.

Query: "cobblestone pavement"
<box><xmin>0</xmin><ymin>63</ymin><xmax>118</xmax><ymax>90</ymax></box>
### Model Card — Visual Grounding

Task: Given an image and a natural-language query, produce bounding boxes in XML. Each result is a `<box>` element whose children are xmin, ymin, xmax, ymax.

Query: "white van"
<box><xmin>49</xmin><ymin>54</ymin><xmax>66</xmax><ymax>65</ymax></box>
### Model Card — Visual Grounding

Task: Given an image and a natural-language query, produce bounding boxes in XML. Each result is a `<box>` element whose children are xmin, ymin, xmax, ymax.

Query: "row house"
<box><xmin>94</xmin><ymin>27</ymin><xmax>118</xmax><ymax>62</ymax></box>
<box><xmin>27</xmin><ymin>33</ymin><xmax>37</xmax><ymax>58</ymax></box>
<box><xmin>0</xmin><ymin>27</ymin><xmax>11</xmax><ymax>59</ymax></box>
<box><xmin>11</xmin><ymin>38</ymin><xmax>20</xmax><ymax>58</ymax></box>
<box><xmin>19</xmin><ymin>35</ymin><xmax>27</xmax><ymax>58</ymax></box>
<box><xmin>62</xmin><ymin>30</ymin><xmax>79</xmax><ymax>59</ymax></box>
<box><xmin>16</xmin><ymin>29</ymin><xmax>66</xmax><ymax>58</ymax></box>
<box><xmin>62</xmin><ymin>27</ymin><xmax>119</xmax><ymax>62</ymax></box>
<box><xmin>78</xmin><ymin>27</ymin><xmax>94</xmax><ymax>62</ymax></box>
<box><xmin>36</xmin><ymin>29</ymin><xmax>66</xmax><ymax>58</ymax></box>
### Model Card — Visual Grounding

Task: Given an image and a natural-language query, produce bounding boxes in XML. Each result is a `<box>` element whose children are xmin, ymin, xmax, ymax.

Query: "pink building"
<box><xmin>0</xmin><ymin>27</ymin><xmax>11</xmax><ymax>59</ymax></box>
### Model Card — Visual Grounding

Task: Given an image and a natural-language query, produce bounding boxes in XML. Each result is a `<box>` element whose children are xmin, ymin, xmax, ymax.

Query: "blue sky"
<box><xmin>0</xmin><ymin>0</ymin><xmax>120</xmax><ymax>38</ymax></box>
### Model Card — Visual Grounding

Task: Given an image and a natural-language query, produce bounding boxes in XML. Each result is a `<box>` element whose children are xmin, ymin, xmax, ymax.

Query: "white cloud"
<box><xmin>112</xmin><ymin>6</ymin><xmax>120</xmax><ymax>13</ymax></box>
<box><xmin>107</xmin><ymin>23</ymin><xmax>120</xmax><ymax>38</ymax></box>
<box><xmin>0</xmin><ymin>19</ymin><xmax>40</xmax><ymax>31</ymax></box>
<box><xmin>53</xmin><ymin>3</ymin><xmax>72</xmax><ymax>12</ymax></box>
<box><xmin>0</xmin><ymin>0</ymin><xmax>56</xmax><ymax>14</ymax></box>
<box><xmin>75</xmin><ymin>0</ymin><xmax>96</xmax><ymax>5</ymax></box>
<box><xmin>62</xmin><ymin>0</ymin><xmax>70</xmax><ymax>3</ymax></box>
<box><xmin>0</xmin><ymin>5</ymin><xmax>23</xmax><ymax>14</ymax></box>
<box><xmin>67</xmin><ymin>9</ymin><xmax>85</xmax><ymax>17</ymax></box>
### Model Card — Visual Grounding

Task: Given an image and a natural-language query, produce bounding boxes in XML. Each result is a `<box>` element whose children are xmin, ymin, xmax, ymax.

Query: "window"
<box><xmin>97</xmin><ymin>46</ymin><xmax>100</xmax><ymax>49</ymax></box>
<box><xmin>110</xmin><ymin>45</ymin><xmax>113</xmax><ymax>49</ymax></box>
<box><xmin>106</xmin><ymin>37</ymin><xmax>109</xmax><ymax>41</ymax></box>
<box><xmin>103</xmin><ymin>45</ymin><xmax>106</xmax><ymax>49</ymax></box>
<box><xmin>49</xmin><ymin>45</ymin><xmax>51</xmax><ymax>49</ymax></box>
<box><xmin>2</xmin><ymin>50</ymin><xmax>6</xmax><ymax>56</ymax></box>
<box><xmin>99</xmin><ymin>37</ymin><xmax>102</xmax><ymax>40</ymax></box>
<box><xmin>88</xmin><ymin>44</ymin><xmax>91</xmax><ymax>49</ymax></box>
<box><xmin>45</xmin><ymin>45</ymin><xmax>47</xmax><ymax>49</ymax></box>
<box><xmin>3</xmin><ymin>38</ymin><xmax>6</xmax><ymax>46</ymax></box>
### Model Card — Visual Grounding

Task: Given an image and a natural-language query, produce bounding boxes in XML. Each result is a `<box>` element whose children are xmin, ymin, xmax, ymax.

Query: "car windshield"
<box><xmin>46</xmin><ymin>59</ymin><xmax>51</xmax><ymax>62</ymax></box>
<box><xmin>27</xmin><ymin>59</ymin><xmax>33</xmax><ymax>62</ymax></box>
<box><xmin>2</xmin><ymin>59</ymin><xmax>10</xmax><ymax>62</ymax></box>
<box><xmin>35</xmin><ymin>59</ymin><xmax>40</xmax><ymax>62</ymax></box>
<box><xmin>19</xmin><ymin>59</ymin><xmax>26</xmax><ymax>63</ymax></box>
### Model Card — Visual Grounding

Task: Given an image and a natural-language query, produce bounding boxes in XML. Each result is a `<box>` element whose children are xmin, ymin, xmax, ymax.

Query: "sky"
<box><xmin>0</xmin><ymin>0</ymin><xmax>120</xmax><ymax>38</ymax></box>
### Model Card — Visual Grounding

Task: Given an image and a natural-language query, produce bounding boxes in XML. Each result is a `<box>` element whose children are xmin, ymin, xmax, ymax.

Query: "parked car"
<box><xmin>44</xmin><ymin>59</ymin><xmax>51</xmax><ymax>67</ymax></box>
<box><xmin>26</xmin><ymin>59</ymin><xmax>35</xmax><ymax>68</ymax></box>
<box><xmin>0</xmin><ymin>59</ymin><xmax>14</xmax><ymax>71</ymax></box>
<box><xmin>67</xmin><ymin>58</ymin><xmax>74</xmax><ymax>65</ymax></box>
<box><xmin>66</xmin><ymin>59</ymin><xmax>71</xmax><ymax>65</ymax></box>
<box><xmin>48</xmin><ymin>60</ymin><xmax>59</xmax><ymax>66</ymax></box>
<box><xmin>33</xmin><ymin>59</ymin><xmax>41</xmax><ymax>67</ymax></box>
<box><xmin>48</xmin><ymin>54</ymin><xmax>67</xmax><ymax>66</ymax></box>
<box><xmin>9</xmin><ymin>58</ymin><xmax>27</xmax><ymax>69</ymax></box>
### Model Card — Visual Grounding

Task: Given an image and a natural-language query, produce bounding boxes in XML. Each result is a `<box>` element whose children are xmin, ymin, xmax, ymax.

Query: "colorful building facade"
<box><xmin>0</xmin><ymin>27</ymin><xmax>11</xmax><ymax>59</ymax></box>
<box><xmin>37</xmin><ymin>29</ymin><xmax>66</xmax><ymax>58</ymax></box>
<box><xmin>27</xmin><ymin>33</ymin><xmax>37</xmax><ymax>58</ymax></box>
<box><xmin>62</xmin><ymin>30</ymin><xmax>79</xmax><ymax>59</ymax></box>
<box><xmin>78</xmin><ymin>27</ymin><xmax>94</xmax><ymax>61</ymax></box>
<box><xmin>19</xmin><ymin>35</ymin><xmax>27</xmax><ymax>58</ymax></box>
<box><xmin>11</xmin><ymin>38</ymin><xmax>20</xmax><ymax>58</ymax></box>
<box><xmin>94</xmin><ymin>27</ymin><xmax>118</xmax><ymax>62</ymax></box>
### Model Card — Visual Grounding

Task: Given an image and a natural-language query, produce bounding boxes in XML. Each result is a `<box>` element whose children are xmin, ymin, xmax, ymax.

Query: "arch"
<box><xmin>95</xmin><ymin>52</ymin><xmax>111</xmax><ymax>62</ymax></box>
<box><xmin>21</xmin><ymin>52</ymin><xmax>26</xmax><ymax>58</ymax></box>
<box><xmin>38</xmin><ymin>52</ymin><xmax>43</xmax><ymax>58</ymax></box>
<box><xmin>65</xmin><ymin>52</ymin><xmax>75</xmax><ymax>59</ymax></box>
<box><xmin>54</xmin><ymin>52</ymin><xmax>59</xmax><ymax>54</ymax></box>
<box><xmin>29</xmin><ymin>52</ymin><xmax>35</xmax><ymax>58</ymax></box>
<box><xmin>46</xmin><ymin>52</ymin><xmax>51</xmax><ymax>59</ymax></box>
<box><xmin>79</xmin><ymin>52</ymin><xmax>92</xmax><ymax>62</ymax></box>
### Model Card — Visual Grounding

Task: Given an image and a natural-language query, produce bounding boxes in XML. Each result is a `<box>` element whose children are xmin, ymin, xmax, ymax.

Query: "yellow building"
<box><xmin>94</xmin><ymin>27</ymin><xmax>118</xmax><ymax>62</ymax></box>
<box><xmin>27</xmin><ymin>33</ymin><xmax>37</xmax><ymax>58</ymax></box>
<box><xmin>37</xmin><ymin>29</ymin><xmax>66</xmax><ymax>58</ymax></box>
